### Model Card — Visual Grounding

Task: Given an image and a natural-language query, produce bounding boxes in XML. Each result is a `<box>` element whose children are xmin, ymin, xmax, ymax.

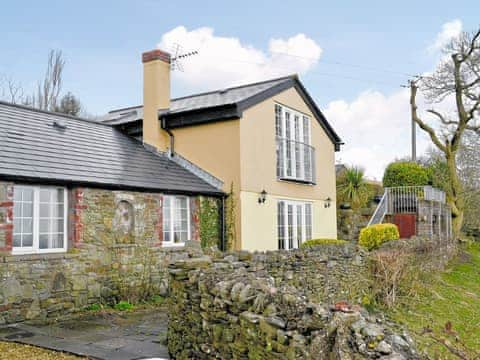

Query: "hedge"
<box><xmin>300</xmin><ymin>238</ymin><xmax>348</xmax><ymax>248</ymax></box>
<box><xmin>383</xmin><ymin>161</ymin><xmax>430</xmax><ymax>188</ymax></box>
<box><xmin>358</xmin><ymin>224</ymin><xmax>400</xmax><ymax>250</ymax></box>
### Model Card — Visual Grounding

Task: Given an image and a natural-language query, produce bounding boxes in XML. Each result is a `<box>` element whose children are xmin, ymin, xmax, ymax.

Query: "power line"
<box><xmin>209</xmin><ymin>53</ymin><xmax>404</xmax><ymax>88</ymax></box>
<box><xmin>269</xmin><ymin>51</ymin><xmax>418</xmax><ymax>78</ymax></box>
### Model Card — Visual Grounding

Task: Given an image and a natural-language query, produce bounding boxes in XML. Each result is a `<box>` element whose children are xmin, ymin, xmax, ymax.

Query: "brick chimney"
<box><xmin>142</xmin><ymin>49</ymin><xmax>171</xmax><ymax>151</ymax></box>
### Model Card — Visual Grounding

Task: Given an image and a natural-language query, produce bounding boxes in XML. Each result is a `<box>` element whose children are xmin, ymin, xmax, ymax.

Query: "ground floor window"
<box><xmin>277</xmin><ymin>200</ymin><xmax>312</xmax><ymax>250</ymax></box>
<box><xmin>12</xmin><ymin>185</ymin><xmax>67</xmax><ymax>254</ymax></box>
<box><xmin>163</xmin><ymin>195</ymin><xmax>190</xmax><ymax>246</ymax></box>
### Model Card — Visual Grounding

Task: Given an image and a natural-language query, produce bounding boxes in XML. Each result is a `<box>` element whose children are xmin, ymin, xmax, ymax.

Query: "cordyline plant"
<box><xmin>410</xmin><ymin>27</ymin><xmax>480</xmax><ymax>236</ymax></box>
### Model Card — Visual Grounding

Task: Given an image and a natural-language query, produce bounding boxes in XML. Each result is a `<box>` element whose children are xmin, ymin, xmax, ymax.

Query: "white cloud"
<box><xmin>325</xmin><ymin>89</ymin><xmax>430</xmax><ymax>180</ymax></box>
<box><xmin>159</xmin><ymin>26</ymin><xmax>322</xmax><ymax>91</ymax></box>
<box><xmin>428</xmin><ymin>19</ymin><xmax>463</xmax><ymax>53</ymax></box>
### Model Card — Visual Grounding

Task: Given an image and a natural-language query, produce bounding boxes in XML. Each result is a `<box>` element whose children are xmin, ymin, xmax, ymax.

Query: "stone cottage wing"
<box><xmin>0</xmin><ymin>101</ymin><xmax>223</xmax><ymax>196</ymax></box>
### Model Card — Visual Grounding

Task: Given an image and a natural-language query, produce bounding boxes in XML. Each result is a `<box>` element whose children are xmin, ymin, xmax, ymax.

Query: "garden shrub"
<box><xmin>383</xmin><ymin>161</ymin><xmax>430</xmax><ymax>188</ymax></box>
<box><xmin>359</xmin><ymin>224</ymin><xmax>400</xmax><ymax>250</ymax></box>
<box><xmin>114</xmin><ymin>300</ymin><xmax>134</xmax><ymax>311</ymax></box>
<box><xmin>300</xmin><ymin>238</ymin><xmax>348</xmax><ymax>248</ymax></box>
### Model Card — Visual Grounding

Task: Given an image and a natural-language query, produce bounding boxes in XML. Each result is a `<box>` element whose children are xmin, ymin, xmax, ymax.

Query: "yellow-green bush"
<box><xmin>359</xmin><ymin>224</ymin><xmax>399</xmax><ymax>250</ymax></box>
<box><xmin>300</xmin><ymin>238</ymin><xmax>348</xmax><ymax>248</ymax></box>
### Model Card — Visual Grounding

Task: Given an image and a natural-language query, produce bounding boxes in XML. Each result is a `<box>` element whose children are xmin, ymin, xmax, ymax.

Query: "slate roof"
<box><xmin>0</xmin><ymin>101</ymin><xmax>223</xmax><ymax>195</ymax></box>
<box><xmin>103</xmin><ymin>75</ymin><xmax>343</xmax><ymax>150</ymax></box>
<box><xmin>103</xmin><ymin>75</ymin><xmax>293</xmax><ymax>125</ymax></box>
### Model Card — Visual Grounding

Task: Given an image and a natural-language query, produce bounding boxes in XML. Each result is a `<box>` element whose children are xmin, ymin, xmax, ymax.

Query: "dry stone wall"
<box><xmin>168</xmin><ymin>245</ymin><xmax>419</xmax><ymax>359</ymax></box>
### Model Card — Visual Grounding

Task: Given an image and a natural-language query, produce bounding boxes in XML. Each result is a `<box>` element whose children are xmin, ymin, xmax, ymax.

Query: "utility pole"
<box><xmin>411</xmin><ymin>116</ymin><xmax>417</xmax><ymax>162</ymax></box>
<box><xmin>404</xmin><ymin>80</ymin><xmax>418</xmax><ymax>162</ymax></box>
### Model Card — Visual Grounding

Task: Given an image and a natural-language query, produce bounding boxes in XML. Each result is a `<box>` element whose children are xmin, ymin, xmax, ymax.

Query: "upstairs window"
<box><xmin>163</xmin><ymin>195</ymin><xmax>190</xmax><ymax>246</ymax></box>
<box><xmin>12</xmin><ymin>186</ymin><xmax>67</xmax><ymax>254</ymax></box>
<box><xmin>275</xmin><ymin>104</ymin><xmax>315</xmax><ymax>183</ymax></box>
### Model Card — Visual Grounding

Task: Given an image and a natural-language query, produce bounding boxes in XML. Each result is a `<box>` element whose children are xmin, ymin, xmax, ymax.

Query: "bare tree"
<box><xmin>25</xmin><ymin>50</ymin><xmax>65</xmax><ymax>111</ymax></box>
<box><xmin>410</xmin><ymin>27</ymin><xmax>480</xmax><ymax>236</ymax></box>
<box><xmin>0</xmin><ymin>75</ymin><xmax>25</xmax><ymax>104</ymax></box>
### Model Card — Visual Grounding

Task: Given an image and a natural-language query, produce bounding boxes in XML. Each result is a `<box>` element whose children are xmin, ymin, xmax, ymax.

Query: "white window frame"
<box><xmin>277</xmin><ymin>199</ymin><xmax>313</xmax><ymax>250</ymax></box>
<box><xmin>162</xmin><ymin>195</ymin><xmax>191</xmax><ymax>247</ymax></box>
<box><xmin>275</xmin><ymin>103</ymin><xmax>313</xmax><ymax>182</ymax></box>
<box><xmin>12</xmin><ymin>185</ymin><xmax>68</xmax><ymax>255</ymax></box>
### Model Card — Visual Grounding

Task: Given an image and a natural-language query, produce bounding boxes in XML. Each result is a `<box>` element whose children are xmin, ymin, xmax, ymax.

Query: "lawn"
<box><xmin>0</xmin><ymin>341</ymin><xmax>81</xmax><ymax>359</ymax></box>
<box><xmin>388</xmin><ymin>242</ymin><xmax>480</xmax><ymax>359</ymax></box>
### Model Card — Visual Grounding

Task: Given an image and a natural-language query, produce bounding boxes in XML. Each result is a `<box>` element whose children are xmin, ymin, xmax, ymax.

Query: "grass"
<box><xmin>388</xmin><ymin>242</ymin><xmax>480</xmax><ymax>359</ymax></box>
<box><xmin>0</xmin><ymin>341</ymin><xmax>82</xmax><ymax>359</ymax></box>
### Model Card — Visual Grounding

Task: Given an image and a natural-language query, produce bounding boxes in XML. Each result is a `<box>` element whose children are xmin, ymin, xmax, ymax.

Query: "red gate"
<box><xmin>393</xmin><ymin>214</ymin><xmax>416</xmax><ymax>239</ymax></box>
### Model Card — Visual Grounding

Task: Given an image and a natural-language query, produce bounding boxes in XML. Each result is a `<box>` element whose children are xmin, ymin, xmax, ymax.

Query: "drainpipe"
<box><xmin>161</xmin><ymin>117</ymin><xmax>174</xmax><ymax>157</ymax></box>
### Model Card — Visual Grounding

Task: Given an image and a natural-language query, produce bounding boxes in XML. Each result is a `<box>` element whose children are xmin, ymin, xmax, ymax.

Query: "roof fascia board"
<box><xmin>0</xmin><ymin>174</ymin><xmax>224</xmax><ymax>197</ymax></box>
<box><xmin>164</xmin><ymin>104</ymin><xmax>241</xmax><ymax>129</ymax></box>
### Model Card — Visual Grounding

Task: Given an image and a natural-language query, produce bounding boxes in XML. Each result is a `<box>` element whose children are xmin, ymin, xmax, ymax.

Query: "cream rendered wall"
<box><xmin>171</xmin><ymin>120</ymin><xmax>243</xmax><ymax>249</ymax></box>
<box><xmin>239</xmin><ymin>87</ymin><xmax>337</xmax><ymax>250</ymax></box>
<box><xmin>240</xmin><ymin>192</ymin><xmax>336</xmax><ymax>252</ymax></box>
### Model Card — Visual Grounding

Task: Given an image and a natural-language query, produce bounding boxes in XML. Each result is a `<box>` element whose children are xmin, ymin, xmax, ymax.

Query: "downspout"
<box><xmin>161</xmin><ymin>117</ymin><xmax>174</xmax><ymax>157</ymax></box>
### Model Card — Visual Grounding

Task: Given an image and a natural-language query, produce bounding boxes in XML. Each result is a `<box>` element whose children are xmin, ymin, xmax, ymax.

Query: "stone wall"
<box><xmin>0</xmin><ymin>181</ymin><xmax>218</xmax><ymax>324</ymax></box>
<box><xmin>168</xmin><ymin>245</ymin><xmax>418</xmax><ymax>359</ymax></box>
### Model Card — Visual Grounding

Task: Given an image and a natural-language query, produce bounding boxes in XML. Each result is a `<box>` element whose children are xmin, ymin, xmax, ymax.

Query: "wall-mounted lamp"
<box><xmin>258</xmin><ymin>190</ymin><xmax>267</xmax><ymax>204</ymax></box>
<box><xmin>324</xmin><ymin>197</ymin><xmax>332</xmax><ymax>208</ymax></box>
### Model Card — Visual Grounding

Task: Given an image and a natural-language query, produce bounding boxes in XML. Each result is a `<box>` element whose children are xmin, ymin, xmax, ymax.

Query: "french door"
<box><xmin>277</xmin><ymin>200</ymin><xmax>312</xmax><ymax>250</ymax></box>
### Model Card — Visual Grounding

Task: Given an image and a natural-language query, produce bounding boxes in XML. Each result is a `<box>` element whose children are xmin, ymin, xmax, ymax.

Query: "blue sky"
<box><xmin>1</xmin><ymin>0</ymin><xmax>477</xmax><ymax>178</ymax></box>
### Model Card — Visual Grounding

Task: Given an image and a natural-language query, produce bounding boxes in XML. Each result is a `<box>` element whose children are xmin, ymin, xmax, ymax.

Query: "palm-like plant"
<box><xmin>337</xmin><ymin>166</ymin><xmax>372</xmax><ymax>209</ymax></box>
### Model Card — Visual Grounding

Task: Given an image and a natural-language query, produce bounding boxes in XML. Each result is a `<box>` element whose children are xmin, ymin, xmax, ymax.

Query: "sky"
<box><xmin>0</xmin><ymin>0</ymin><xmax>477</xmax><ymax>179</ymax></box>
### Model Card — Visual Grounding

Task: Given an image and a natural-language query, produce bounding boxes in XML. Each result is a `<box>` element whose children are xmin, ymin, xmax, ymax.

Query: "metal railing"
<box><xmin>368</xmin><ymin>185</ymin><xmax>446</xmax><ymax>225</ymax></box>
<box><xmin>276</xmin><ymin>137</ymin><xmax>316</xmax><ymax>183</ymax></box>
<box><xmin>385</xmin><ymin>186</ymin><xmax>446</xmax><ymax>214</ymax></box>
<box><xmin>368</xmin><ymin>192</ymin><xmax>387</xmax><ymax>226</ymax></box>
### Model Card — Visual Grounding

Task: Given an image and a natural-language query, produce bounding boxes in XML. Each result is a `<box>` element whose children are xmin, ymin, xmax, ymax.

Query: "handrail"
<box><xmin>368</xmin><ymin>192</ymin><xmax>387</xmax><ymax>226</ymax></box>
<box><xmin>368</xmin><ymin>185</ymin><xmax>446</xmax><ymax>226</ymax></box>
<box><xmin>276</xmin><ymin>137</ymin><xmax>316</xmax><ymax>183</ymax></box>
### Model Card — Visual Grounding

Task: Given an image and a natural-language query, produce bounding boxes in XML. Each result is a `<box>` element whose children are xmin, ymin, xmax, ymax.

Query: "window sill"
<box><xmin>162</xmin><ymin>243</ymin><xmax>186</xmax><ymax>249</ymax></box>
<box><xmin>278</xmin><ymin>177</ymin><xmax>316</xmax><ymax>186</ymax></box>
<box><xmin>2</xmin><ymin>251</ymin><xmax>78</xmax><ymax>263</ymax></box>
<box><xmin>11</xmin><ymin>248</ymin><xmax>67</xmax><ymax>256</ymax></box>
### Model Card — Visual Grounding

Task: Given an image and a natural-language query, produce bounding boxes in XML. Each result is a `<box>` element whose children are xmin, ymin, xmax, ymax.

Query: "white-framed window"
<box><xmin>12</xmin><ymin>185</ymin><xmax>67</xmax><ymax>255</ymax></box>
<box><xmin>163</xmin><ymin>195</ymin><xmax>190</xmax><ymax>247</ymax></box>
<box><xmin>275</xmin><ymin>104</ymin><xmax>315</xmax><ymax>183</ymax></box>
<box><xmin>277</xmin><ymin>200</ymin><xmax>313</xmax><ymax>250</ymax></box>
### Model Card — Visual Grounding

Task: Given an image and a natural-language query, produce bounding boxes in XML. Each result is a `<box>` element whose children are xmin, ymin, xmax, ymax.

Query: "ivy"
<box><xmin>199</xmin><ymin>196</ymin><xmax>221</xmax><ymax>249</ymax></box>
<box><xmin>224</xmin><ymin>182</ymin><xmax>237</xmax><ymax>251</ymax></box>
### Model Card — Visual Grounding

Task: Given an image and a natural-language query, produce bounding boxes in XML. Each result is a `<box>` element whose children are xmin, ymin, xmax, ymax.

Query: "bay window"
<box><xmin>275</xmin><ymin>104</ymin><xmax>315</xmax><ymax>183</ymax></box>
<box><xmin>277</xmin><ymin>200</ymin><xmax>313</xmax><ymax>250</ymax></box>
<box><xmin>13</xmin><ymin>185</ymin><xmax>67</xmax><ymax>254</ymax></box>
<box><xmin>163</xmin><ymin>195</ymin><xmax>190</xmax><ymax>246</ymax></box>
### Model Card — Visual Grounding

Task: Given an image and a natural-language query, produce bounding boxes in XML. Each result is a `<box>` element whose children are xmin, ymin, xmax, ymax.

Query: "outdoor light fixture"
<box><xmin>324</xmin><ymin>197</ymin><xmax>332</xmax><ymax>208</ymax></box>
<box><xmin>258</xmin><ymin>190</ymin><xmax>267</xmax><ymax>204</ymax></box>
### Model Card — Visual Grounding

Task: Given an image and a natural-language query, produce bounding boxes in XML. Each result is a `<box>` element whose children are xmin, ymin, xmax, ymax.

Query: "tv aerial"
<box><xmin>170</xmin><ymin>43</ymin><xmax>199</xmax><ymax>72</ymax></box>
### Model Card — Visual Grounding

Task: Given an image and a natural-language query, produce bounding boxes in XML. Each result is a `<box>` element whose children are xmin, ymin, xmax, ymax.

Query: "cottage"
<box><xmin>0</xmin><ymin>48</ymin><xmax>342</xmax><ymax>323</ymax></box>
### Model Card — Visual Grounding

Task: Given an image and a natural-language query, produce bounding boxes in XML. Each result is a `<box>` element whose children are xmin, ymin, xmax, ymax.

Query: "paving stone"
<box><xmin>0</xmin><ymin>310</ymin><xmax>170</xmax><ymax>359</ymax></box>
